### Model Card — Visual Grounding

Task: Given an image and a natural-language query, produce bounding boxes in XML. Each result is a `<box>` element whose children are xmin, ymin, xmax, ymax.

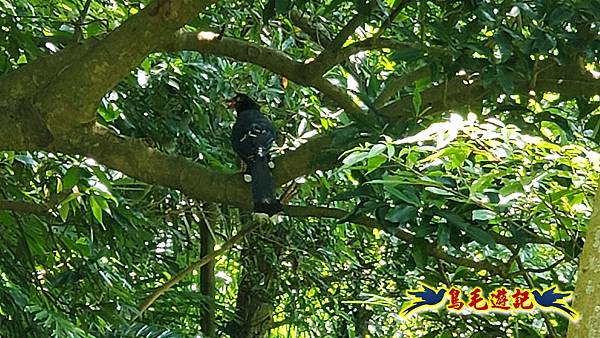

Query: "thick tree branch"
<box><xmin>289</xmin><ymin>10</ymin><xmax>332</xmax><ymax>46</ymax></box>
<box><xmin>273</xmin><ymin>125</ymin><xmax>362</xmax><ymax>184</ymax></box>
<box><xmin>0</xmin><ymin>200</ymin><xmax>50</xmax><ymax>215</ymax></box>
<box><xmin>50</xmin><ymin>124</ymin><xmax>363</xmax><ymax>212</ymax></box>
<box><xmin>165</xmin><ymin>32</ymin><xmax>363</xmax><ymax>115</ymax></box>
<box><xmin>37</xmin><ymin>0</ymin><xmax>217</xmax><ymax>135</ymax></box>
<box><xmin>306</xmin><ymin>9</ymin><xmax>370</xmax><ymax>77</ymax></box>
<box><xmin>379</xmin><ymin>61</ymin><xmax>600</xmax><ymax>118</ymax></box>
<box><xmin>54</xmin><ymin>125</ymin><xmax>254</xmax><ymax>210</ymax></box>
<box><xmin>374</xmin><ymin>67</ymin><xmax>431</xmax><ymax>108</ymax></box>
<box><xmin>167</xmin><ymin>32</ymin><xmax>306</xmax><ymax>84</ymax></box>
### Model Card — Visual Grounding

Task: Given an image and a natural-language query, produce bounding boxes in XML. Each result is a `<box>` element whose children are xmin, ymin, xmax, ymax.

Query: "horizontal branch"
<box><xmin>0</xmin><ymin>200</ymin><xmax>50</xmax><ymax>215</ymax></box>
<box><xmin>273</xmin><ymin>125</ymin><xmax>363</xmax><ymax>183</ymax></box>
<box><xmin>53</xmin><ymin>125</ymin><xmax>253</xmax><ymax>210</ymax></box>
<box><xmin>284</xmin><ymin>205</ymin><xmax>506</xmax><ymax>275</ymax></box>
<box><xmin>167</xmin><ymin>32</ymin><xmax>306</xmax><ymax>83</ymax></box>
<box><xmin>379</xmin><ymin>61</ymin><xmax>600</xmax><ymax>118</ymax></box>
<box><xmin>49</xmin><ymin>123</ymin><xmax>363</xmax><ymax>212</ymax></box>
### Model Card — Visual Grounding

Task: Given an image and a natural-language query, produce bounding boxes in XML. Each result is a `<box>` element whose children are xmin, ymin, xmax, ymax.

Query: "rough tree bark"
<box><xmin>225</xmin><ymin>215</ymin><xmax>281</xmax><ymax>338</ymax></box>
<box><xmin>567</xmin><ymin>184</ymin><xmax>600</xmax><ymax>338</ymax></box>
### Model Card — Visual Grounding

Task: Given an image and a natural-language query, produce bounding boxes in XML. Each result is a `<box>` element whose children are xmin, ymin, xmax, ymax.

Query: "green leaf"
<box><xmin>411</xmin><ymin>238</ymin><xmax>428</xmax><ymax>268</ymax></box>
<box><xmin>531</xmin><ymin>28</ymin><xmax>556</xmax><ymax>53</ymax></box>
<box><xmin>495</xmin><ymin>32</ymin><xmax>513</xmax><ymax>63</ymax></box>
<box><xmin>499</xmin><ymin>181</ymin><xmax>525</xmax><ymax>196</ymax></box>
<box><xmin>368</xmin><ymin>144</ymin><xmax>386</xmax><ymax>157</ymax></box>
<box><xmin>342</xmin><ymin>151</ymin><xmax>370</xmax><ymax>167</ymax></box>
<box><xmin>472</xmin><ymin>209</ymin><xmax>496</xmax><ymax>221</ymax></box>
<box><xmin>61</xmin><ymin>192</ymin><xmax>84</xmax><ymax>205</ymax></box>
<box><xmin>275</xmin><ymin>0</ymin><xmax>291</xmax><ymax>13</ymax></box>
<box><xmin>412</xmin><ymin>90</ymin><xmax>422</xmax><ymax>113</ymax></box>
<box><xmin>91</xmin><ymin>166</ymin><xmax>113</xmax><ymax>192</ymax></box>
<box><xmin>437</xmin><ymin>223</ymin><xmax>450</xmax><ymax>245</ymax></box>
<box><xmin>385</xmin><ymin>205</ymin><xmax>417</xmax><ymax>223</ymax></box>
<box><xmin>90</xmin><ymin>195</ymin><xmax>103</xmax><ymax>225</ymax></box>
<box><xmin>58</xmin><ymin>203</ymin><xmax>69</xmax><ymax>222</ymax></box>
<box><xmin>436</xmin><ymin>210</ymin><xmax>495</xmax><ymax>246</ymax></box>
<box><xmin>367</xmin><ymin>155</ymin><xmax>386</xmax><ymax>173</ymax></box>
<box><xmin>548</xmin><ymin>6</ymin><xmax>574</xmax><ymax>26</ymax></box>
<box><xmin>384</xmin><ymin>185</ymin><xmax>421</xmax><ymax>207</ymax></box>
<box><xmin>425</xmin><ymin>187</ymin><xmax>454</xmax><ymax>196</ymax></box>
<box><xmin>63</xmin><ymin>167</ymin><xmax>82</xmax><ymax>190</ymax></box>
<box><xmin>392</xmin><ymin>48</ymin><xmax>425</xmax><ymax>61</ymax></box>
<box><xmin>497</xmin><ymin>66</ymin><xmax>514</xmax><ymax>93</ymax></box>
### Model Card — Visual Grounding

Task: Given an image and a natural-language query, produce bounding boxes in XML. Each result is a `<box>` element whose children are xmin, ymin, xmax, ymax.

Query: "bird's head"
<box><xmin>227</xmin><ymin>93</ymin><xmax>259</xmax><ymax>112</ymax></box>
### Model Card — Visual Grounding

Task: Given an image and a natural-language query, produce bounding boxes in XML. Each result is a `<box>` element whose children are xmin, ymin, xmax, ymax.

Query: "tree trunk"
<box><xmin>226</xmin><ymin>215</ymin><xmax>278</xmax><ymax>338</ymax></box>
<box><xmin>567</xmin><ymin>184</ymin><xmax>600</xmax><ymax>337</ymax></box>
<box><xmin>200</xmin><ymin>203</ymin><xmax>218</xmax><ymax>337</ymax></box>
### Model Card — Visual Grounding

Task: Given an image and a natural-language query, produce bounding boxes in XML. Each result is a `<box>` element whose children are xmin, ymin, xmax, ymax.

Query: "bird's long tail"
<box><xmin>249</xmin><ymin>155</ymin><xmax>281</xmax><ymax>216</ymax></box>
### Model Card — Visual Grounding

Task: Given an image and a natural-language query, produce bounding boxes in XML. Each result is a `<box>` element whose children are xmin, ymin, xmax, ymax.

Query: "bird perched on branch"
<box><xmin>228</xmin><ymin>93</ymin><xmax>282</xmax><ymax>216</ymax></box>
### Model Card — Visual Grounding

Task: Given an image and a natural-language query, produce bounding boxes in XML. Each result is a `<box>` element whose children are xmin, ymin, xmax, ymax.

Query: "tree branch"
<box><xmin>54</xmin><ymin>125</ymin><xmax>254</xmax><ymax>210</ymax></box>
<box><xmin>37</xmin><ymin>0</ymin><xmax>217</xmax><ymax>135</ymax></box>
<box><xmin>378</xmin><ymin>61</ymin><xmax>600</xmax><ymax>118</ymax></box>
<box><xmin>51</xmin><ymin>124</ymin><xmax>363</xmax><ymax>212</ymax></box>
<box><xmin>374</xmin><ymin>66</ymin><xmax>431</xmax><ymax>108</ymax></box>
<box><xmin>0</xmin><ymin>200</ymin><xmax>50</xmax><ymax>215</ymax></box>
<box><xmin>283</xmin><ymin>205</ymin><xmax>506</xmax><ymax>275</ymax></box>
<box><xmin>289</xmin><ymin>10</ymin><xmax>332</xmax><ymax>46</ymax></box>
<box><xmin>306</xmin><ymin>9</ymin><xmax>370</xmax><ymax>77</ymax></box>
<box><xmin>133</xmin><ymin>219</ymin><xmax>264</xmax><ymax>320</ymax></box>
<box><xmin>165</xmin><ymin>32</ymin><xmax>363</xmax><ymax>115</ymax></box>
<box><xmin>73</xmin><ymin>0</ymin><xmax>93</xmax><ymax>42</ymax></box>
<box><xmin>167</xmin><ymin>32</ymin><xmax>306</xmax><ymax>84</ymax></box>
<box><xmin>373</xmin><ymin>0</ymin><xmax>410</xmax><ymax>39</ymax></box>
<box><xmin>273</xmin><ymin>125</ymin><xmax>363</xmax><ymax>184</ymax></box>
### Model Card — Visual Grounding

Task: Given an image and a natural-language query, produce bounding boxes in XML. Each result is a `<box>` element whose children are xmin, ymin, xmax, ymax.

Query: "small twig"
<box><xmin>216</xmin><ymin>24</ymin><xmax>226</xmax><ymax>40</ymax></box>
<box><xmin>289</xmin><ymin>10</ymin><xmax>332</xmax><ymax>46</ymax></box>
<box><xmin>283</xmin><ymin>204</ymin><xmax>506</xmax><ymax>275</ymax></box>
<box><xmin>132</xmin><ymin>220</ymin><xmax>265</xmax><ymax>321</ymax></box>
<box><xmin>508</xmin><ymin>256</ymin><xmax>566</xmax><ymax>277</ymax></box>
<box><xmin>373</xmin><ymin>0</ymin><xmax>410</xmax><ymax>39</ymax></box>
<box><xmin>327</xmin><ymin>11</ymin><xmax>367</xmax><ymax>50</ymax></box>
<box><xmin>515</xmin><ymin>257</ymin><xmax>560</xmax><ymax>338</ymax></box>
<box><xmin>73</xmin><ymin>0</ymin><xmax>93</xmax><ymax>42</ymax></box>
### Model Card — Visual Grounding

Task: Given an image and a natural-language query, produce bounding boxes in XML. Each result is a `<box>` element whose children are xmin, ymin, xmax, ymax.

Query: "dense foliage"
<box><xmin>0</xmin><ymin>0</ymin><xmax>599</xmax><ymax>337</ymax></box>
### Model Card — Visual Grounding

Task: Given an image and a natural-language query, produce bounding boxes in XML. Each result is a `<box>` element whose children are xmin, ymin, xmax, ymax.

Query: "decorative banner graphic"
<box><xmin>401</xmin><ymin>283</ymin><xmax>578</xmax><ymax>320</ymax></box>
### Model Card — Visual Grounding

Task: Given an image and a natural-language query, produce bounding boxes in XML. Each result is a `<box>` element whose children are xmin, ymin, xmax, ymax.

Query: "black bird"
<box><xmin>229</xmin><ymin>93</ymin><xmax>281</xmax><ymax>215</ymax></box>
